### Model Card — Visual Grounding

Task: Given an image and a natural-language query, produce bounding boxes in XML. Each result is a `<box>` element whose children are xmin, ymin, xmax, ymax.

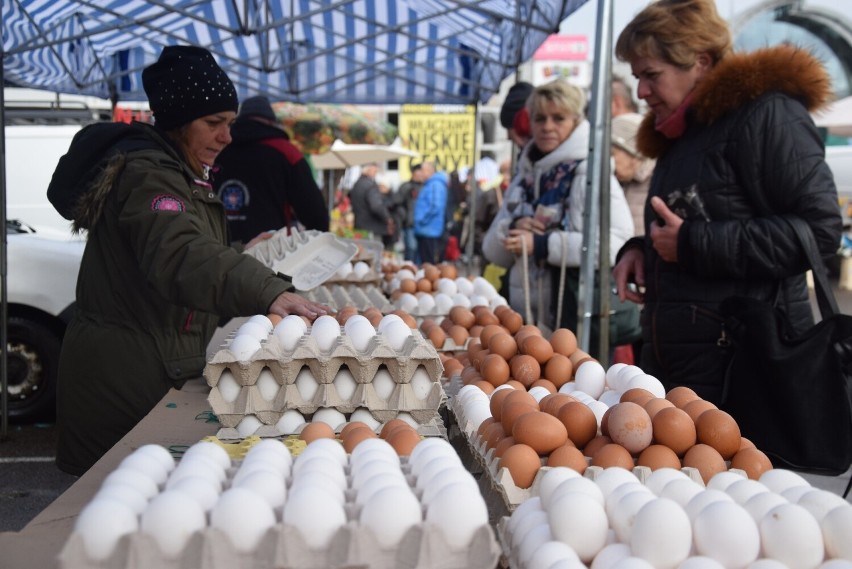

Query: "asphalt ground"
<box><xmin>2</xmin><ymin>274</ymin><xmax>852</xmax><ymax>533</ymax></box>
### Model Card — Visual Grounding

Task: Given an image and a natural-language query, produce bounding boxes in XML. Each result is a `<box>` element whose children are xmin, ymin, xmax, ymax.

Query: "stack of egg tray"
<box><xmin>58</xmin><ymin>437</ymin><xmax>501</xmax><ymax>569</ymax></box>
<box><xmin>301</xmin><ymin>283</ymin><xmax>393</xmax><ymax>312</ymax></box>
<box><xmin>448</xmin><ymin>392</ymin><xmax>747</xmax><ymax>522</ymax></box>
<box><xmin>204</xmin><ymin>326</ymin><xmax>446</xmax><ymax>438</ymax></box>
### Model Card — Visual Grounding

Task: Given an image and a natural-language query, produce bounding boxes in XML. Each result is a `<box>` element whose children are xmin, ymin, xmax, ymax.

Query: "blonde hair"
<box><xmin>615</xmin><ymin>0</ymin><xmax>732</xmax><ymax>69</ymax></box>
<box><xmin>527</xmin><ymin>80</ymin><xmax>586</xmax><ymax>119</ymax></box>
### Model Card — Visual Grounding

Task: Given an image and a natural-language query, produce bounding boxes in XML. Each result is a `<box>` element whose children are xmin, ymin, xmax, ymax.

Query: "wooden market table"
<box><xmin>0</xmin><ymin>380</ymin><xmax>216</xmax><ymax>569</ymax></box>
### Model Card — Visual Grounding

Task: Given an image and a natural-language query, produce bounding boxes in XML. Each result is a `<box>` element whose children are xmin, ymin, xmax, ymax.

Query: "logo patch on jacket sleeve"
<box><xmin>151</xmin><ymin>194</ymin><xmax>186</xmax><ymax>212</ymax></box>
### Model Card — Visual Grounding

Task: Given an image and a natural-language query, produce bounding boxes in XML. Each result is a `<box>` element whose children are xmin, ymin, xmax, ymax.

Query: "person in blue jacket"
<box><xmin>413</xmin><ymin>161</ymin><xmax>448</xmax><ymax>264</ymax></box>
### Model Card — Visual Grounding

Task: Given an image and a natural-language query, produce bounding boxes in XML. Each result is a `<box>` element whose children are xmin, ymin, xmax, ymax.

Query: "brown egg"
<box><xmin>390</xmin><ymin>290</ymin><xmax>403</xmax><ymax>302</ymax></box>
<box><xmin>469</xmin><ymin>324</ymin><xmax>484</xmax><ymax>338</ymax></box>
<box><xmin>666</xmin><ymin>386</ymin><xmax>700</xmax><ymax>409</ymax></box>
<box><xmin>695</xmin><ymin>409</ymin><xmax>741</xmax><ymax>460</ymax></box>
<box><xmin>730</xmin><ymin>447</ymin><xmax>773</xmax><ymax>480</ymax></box>
<box><xmin>390</xmin><ymin>309</ymin><xmax>418</xmax><ymax>329</ymax></box>
<box><xmin>547</xmin><ymin>444</ymin><xmax>588</xmax><ymax>474</ymax></box>
<box><xmin>442</xmin><ymin>357</ymin><xmax>464</xmax><ymax>379</ymax></box>
<box><xmin>738</xmin><ymin>437</ymin><xmax>756</xmax><ymax>451</ymax></box>
<box><xmin>549</xmin><ymin>328</ymin><xmax>578</xmax><ymax>357</ymax></box>
<box><xmin>583</xmin><ymin>435</ymin><xmax>613</xmax><ymax>459</ymax></box>
<box><xmin>380</xmin><ymin>418</ymin><xmax>411</xmax><ymax>439</ymax></box>
<box><xmin>416</xmin><ymin>278</ymin><xmax>433</xmax><ymax>293</ymax></box>
<box><xmin>620</xmin><ymin>387</ymin><xmax>656</xmax><ymax>407</ymax></box>
<box><xmin>683</xmin><ymin>443</ymin><xmax>727</xmax><ymax>484</ymax></box>
<box><xmin>387</xmin><ymin>427</ymin><xmax>422</xmax><ymax>456</ymax></box>
<box><xmin>362</xmin><ymin>307</ymin><xmax>383</xmax><ymax>327</ymax></box>
<box><xmin>460</xmin><ymin>366</ymin><xmax>481</xmax><ymax>385</ymax></box>
<box><xmin>439</xmin><ymin>264</ymin><xmax>458</xmax><ymax>279</ymax></box>
<box><xmin>529</xmin><ymin>379</ymin><xmax>557</xmax><ymax>394</ymax></box>
<box><xmin>420</xmin><ymin>318</ymin><xmax>438</xmax><ymax>333</ymax></box>
<box><xmin>643</xmin><ymin>397</ymin><xmax>675</xmax><ymax>419</ymax></box>
<box><xmin>399</xmin><ymin>278</ymin><xmax>417</xmax><ymax>294</ymax></box>
<box><xmin>489</xmin><ymin>388</ymin><xmax>515</xmax><ymax>421</ymax></box>
<box><xmin>342</xmin><ymin>425</ymin><xmax>378</xmax><ymax>453</ymax></box>
<box><xmin>499</xmin><ymin>443</ymin><xmax>542</xmax><ymax>489</ymax></box>
<box><xmin>267</xmin><ymin>314</ymin><xmax>283</xmax><ymax>327</ymax></box>
<box><xmin>424</xmin><ymin>264</ymin><xmax>441</xmax><ymax>282</ymax></box>
<box><xmin>506</xmin><ymin>379</ymin><xmax>526</xmax><ymax>391</ymax></box>
<box><xmin>651</xmin><ymin>407</ymin><xmax>697</xmax><ymax>457</ymax></box>
<box><xmin>499</xmin><ymin>310</ymin><xmax>524</xmax><ymax>334</ymax></box>
<box><xmin>488</xmin><ymin>333</ymin><xmax>519</xmax><ymax>361</ymax></box>
<box><xmin>509</xmin><ymin>354</ymin><xmax>541</xmax><ymax>387</ymax></box>
<box><xmin>494</xmin><ymin>436</ymin><xmax>516</xmax><ymax>458</ymax></box>
<box><xmin>637</xmin><ymin>444</ymin><xmax>682</xmax><ymax>471</ymax></box>
<box><xmin>591</xmin><ymin>443</ymin><xmax>635</xmax><ymax>469</ymax></box>
<box><xmin>600</xmin><ymin>405</ymin><xmax>613</xmax><ymax>437</ymax></box>
<box><xmin>568</xmin><ymin>349</ymin><xmax>592</xmax><ymax>369</ymax></box>
<box><xmin>427</xmin><ymin>326</ymin><xmax>447</xmax><ymax>350</ymax></box>
<box><xmin>299</xmin><ymin>422</ymin><xmax>335</xmax><ymax>443</ymax></box>
<box><xmin>501</xmin><ymin>388</ymin><xmax>539</xmax><ymax>409</ymax></box>
<box><xmin>472</xmin><ymin>379</ymin><xmax>496</xmax><ymax>395</ymax></box>
<box><xmin>476</xmin><ymin>416</ymin><xmax>496</xmax><ymax>438</ymax></box>
<box><xmin>683</xmin><ymin>399</ymin><xmax>718</xmax><ymax>423</ymax></box>
<box><xmin>483</xmin><ymin>421</ymin><xmax>508</xmax><ymax>450</ymax></box>
<box><xmin>478</xmin><ymin>324</ymin><xmax>505</xmax><ymax>348</ymax></box>
<box><xmin>335</xmin><ymin>305</ymin><xmax>359</xmax><ymax>325</ymax></box>
<box><xmin>501</xmin><ymin>401</ymin><xmax>539</xmax><ymax>437</ymax></box>
<box><xmin>543</xmin><ymin>353</ymin><xmax>573</xmax><ymax>388</ymax></box>
<box><xmin>512</xmin><ymin>411</ymin><xmax>569</xmax><ymax>455</ymax></box>
<box><xmin>607</xmin><ymin>402</ymin><xmax>654</xmax><ymax>455</ymax></box>
<box><xmin>476</xmin><ymin>310</ymin><xmax>501</xmax><ymax>328</ymax></box>
<box><xmin>557</xmin><ymin>401</ymin><xmax>599</xmax><ymax>449</ymax></box>
<box><xmin>440</xmin><ymin>316</ymin><xmax>456</xmax><ymax>333</ymax></box>
<box><xmin>449</xmin><ymin>306</ymin><xmax>476</xmax><ymax>329</ymax></box>
<box><xmin>340</xmin><ymin>421</ymin><xmax>371</xmax><ymax>439</ymax></box>
<box><xmin>448</xmin><ymin>325</ymin><xmax>470</xmax><ymax>347</ymax></box>
<box><xmin>470</xmin><ymin>348</ymin><xmax>491</xmax><ymax>372</ymax></box>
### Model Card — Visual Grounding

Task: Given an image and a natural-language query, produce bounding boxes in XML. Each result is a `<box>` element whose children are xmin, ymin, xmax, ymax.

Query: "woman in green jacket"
<box><xmin>54</xmin><ymin>46</ymin><xmax>329</xmax><ymax>475</ymax></box>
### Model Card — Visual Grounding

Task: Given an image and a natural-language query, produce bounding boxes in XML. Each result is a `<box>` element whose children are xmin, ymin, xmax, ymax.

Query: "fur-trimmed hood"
<box><xmin>637</xmin><ymin>45</ymin><xmax>833</xmax><ymax>159</ymax></box>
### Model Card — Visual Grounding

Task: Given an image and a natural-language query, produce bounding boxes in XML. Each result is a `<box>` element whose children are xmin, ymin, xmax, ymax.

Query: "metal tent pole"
<box><xmin>1</xmin><ymin>52</ymin><xmax>9</xmax><ymax>439</ymax></box>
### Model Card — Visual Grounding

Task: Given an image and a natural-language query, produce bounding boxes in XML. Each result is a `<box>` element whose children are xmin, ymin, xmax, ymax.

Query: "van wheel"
<box><xmin>5</xmin><ymin>316</ymin><xmax>60</xmax><ymax>423</ymax></box>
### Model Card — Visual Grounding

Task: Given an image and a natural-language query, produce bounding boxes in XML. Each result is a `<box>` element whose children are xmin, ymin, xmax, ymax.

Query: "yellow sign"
<box><xmin>398</xmin><ymin>104</ymin><xmax>476</xmax><ymax>179</ymax></box>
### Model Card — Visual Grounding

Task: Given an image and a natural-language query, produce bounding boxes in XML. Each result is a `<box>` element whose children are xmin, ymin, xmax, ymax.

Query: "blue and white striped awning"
<box><xmin>2</xmin><ymin>0</ymin><xmax>590</xmax><ymax>104</ymax></box>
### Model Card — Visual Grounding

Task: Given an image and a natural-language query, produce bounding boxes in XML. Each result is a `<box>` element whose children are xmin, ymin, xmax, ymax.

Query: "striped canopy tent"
<box><xmin>2</xmin><ymin>0</ymin><xmax>590</xmax><ymax>105</ymax></box>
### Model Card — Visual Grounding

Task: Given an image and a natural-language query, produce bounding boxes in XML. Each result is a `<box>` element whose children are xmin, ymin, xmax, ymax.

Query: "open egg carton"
<box><xmin>241</xmin><ymin>227</ymin><xmax>321</xmax><ymax>267</ymax></box>
<box><xmin>301</xmin><ymin>282</ymin><xmax>393</xmax><ymax>312</ymax></box>
<box><xmin>205</xmin><ymin>325</ymin><xmax>446</xmax><ymax>434</ymax></box>
<box><xmin>58</xmin><ymin>443</ymin><xmax>501</xmax><ymax>569</ymax></box>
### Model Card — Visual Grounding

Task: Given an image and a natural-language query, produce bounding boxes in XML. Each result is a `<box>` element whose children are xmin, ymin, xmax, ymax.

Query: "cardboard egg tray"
<box><xmin>204</xmin><ymin>327</ymin><xmax>445</xmax><ymax>428</ymax></box>
<box><xmin>302</xmin><ymin>283</ymin><xmax>393</xmax><ymax>312</ymax></box>
<box><xmin>59</xmin><ymin>451</ymin><xmax>500</xmax><ymax>569</ymax></box>
<box><xmin>213</xmin><ymin>414</ymin><xmax>447</xmax><ymax>441</ymax></box>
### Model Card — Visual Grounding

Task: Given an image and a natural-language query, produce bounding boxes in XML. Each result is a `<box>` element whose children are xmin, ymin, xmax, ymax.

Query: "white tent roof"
<box><xmin>2</xmin><ymin>0</ymin><xmax>590</xmax><ymax>105</ymax></box>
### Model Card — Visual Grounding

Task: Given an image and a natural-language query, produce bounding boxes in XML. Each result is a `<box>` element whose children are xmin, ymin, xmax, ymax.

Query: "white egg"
<box><xmin>377</xmin><ymin>313</ymin><xmax>404</xmax><ymax>333</ymax></box>
<box><xmin>210</xmin><ymin>488</ymin><xmax>276</xmax><ymax>553</ymax></box>
<box><xmin>685</xmin><ymin>488</ymin><xmax>735</xmax><ymax>521</ymax></box>
<box><xmin>420</xmin><ymin>469</ymin><xmax>479</xmax><ymax>505</ymax></box>
<box><xmin>748</xmin><ymin>560</ymin><xmax>790</xmax><ymax>569</ymax></box>
<box><xmin>247</xmin><ymin>314</ymin><xmax>274</xmax><ymax>333</ymax></box>
<box><xmin>604</xmin><ymin>363</ymin><xmax>628</xmax><ymax>389</ymax></box>
<box><xmin>241</xmin><ymin>449</ymin><xmax>292</xmax><ymax>477</ymax></box>
<box><xmin>331</xmin><ymin>368</ymin><xmax>357</xmax><ymax>400</ymax></box>
<box><xmin>644</xmin><ymin>467</ymin><xmax>690</xmax><ymax>496</ymax></box>
<box><xmin>613</xmin><ymin>365</ymin><xmax>645</xmax><ymax>393</ymax></box>
<box><xmin>468</xmin><ymin>294</ymin><xmax>488</xmax><ymax>307</ymax></box>
<box><xmin>706</xmin><ymin>470</ymin><xmax>747</xmax><ymax>492</ymax></box>
<box><xmin>349</xmin><ymin>407</ymin><xmax>381</xmax><ymax>430</ymax></box>
<box><xmin>743</xmin><ymin>491</ymin><xmax>789</xmax><ymax>523</ymax></box>
<box><xmin>274</xmin><ymin>315</ymin><xmax>307</xmax><ymax>351</ymax></box>
<box><xmin>289</xmin><ymin>471</ymin><xmax>346</xmax><ymax>506</ymax></box>
<box><xmin>299</xmin><ymin>437</ymin><xmax>348</xmax><ymax>467</ymax></box>
<box><xmin>350</xmin><ymin>437</ymin><xmax>398</xmax><ymax>462</ymax></box>
<box><xmin>451</xmin><ymin>293</ymin><xmax>472</xmax><ymax>308</ymax></box>
<box><xmin>472</xmin><ymin>276</ymin><xmax>497</xmax><ymax>298</ymax></box>
<box><xmin>593</xmin><ymin>466</ymin><xmax>640</xmax><ymax>500</ymax></box>
<box><xmin>819</xmin><ymin>561</ymin><xmax>852</xmax><ymax>569</ymax></box>
<box><xmin>528</xmin><ymin>541</ymin><xmax>583</xmax><ymax>569</ymax></box>
<box><xmin>351</xmin><ymin>458</ymin><xmax>403</xmax><ymax>491</ymax></box>
<box><xmin>255</xmin><ymin>367</ymin><xmax>280</xmax><ymax>401</ymax></box>
<box><xmin>397</xmin><ymin>292</ymin><xmax>419</xmax><ymax>313</ymax></box>
<box><xmin>758</xmin><ymin>469</ymin><xmax>811</xmax><ymax>495</ymax></box>
<box><xmin>575</xmin><ymin>360</ymin><xmax>607</xmax><ymax>399</ymax></box>
<box><xmin>232</xmin><ymin>469</ymin><xmax>287</xmax><ymax>508</ymax></box>
<box><xmin>101</xmin><ymin>467</ymin><xmax>159</xmax><ymax>500</ymax></box>
<box><xmin>295</xmin><ymin>366</ymin><xmax>319</xmax><ymax>401</ymax></box>
<box><xmin>598</xmin><ymin>388</ymin><xmax>622</xmax><ymax>407</ymax></box>
<box><xmin>409</xmin><ymin>440</ymin><xmax>462</xmax><ymax>477</ymax></box>
<box><xmin>237</xmin><ymin>320</ymin><xmax>269</xmax><ymax>342</ymax></box>
<box><xmin>455</xmin><ymin>277</ymin><xmax>474</xmax><ymax>296</ymax></box>
<box><xmin>417</xmin><ymin>293</ymin><xmax>437</xmax><ymax>313</ymax></box>
<box><xmin>93</xmin><ymin>483</ymin><xmax>149</xmax><ymax>516</ymax></box>
<box><xmin>625</xmin><ymin>373</ymin><xmax>665</xmax><ymax>398</ymax></box>
<box><xmin>677</xmin><ymin>557</ymin><xmax>726</xmax><ymax>569</ymax></box>
<box><xmin>547</xmin><ymin>491</ymin><xmax>609</xmax><ymax>563</ymax></box>
<box><xmin>436</xmin><ymin>278</ymin><xmax>458</xmax><ymax>296</ymax></box>
<box><xmin>610</xmin><ymin>558</ymin><xmax>656</xmax><ymax>569</ymax></box>
<box><xmin>463</xmin><ymin>399</ymin><xmax>493</xmax><ymax>431</ymax></box>
<box><xmin>552</xmin><ymin>475</ymin><xmax>605</xmax><ymax>507</ymax></box>
<box><xmin>335</xmin><ymin>261</ymin><xmax>354</xmax><ymax>278</ymax></box>
<box><xmin>506</xmin><ymin>496</ymin><xmax>543</xmax><ymax>538</ymax></box>
<box><xmin>166</xmin><ymin>475</ymin><xmax>220</xmax><ymax>512</ymax></box>
<box><xmin>275</xmin><ymin>409</ymin><xmax>306</xmax><ymax>434</ymax></box>
<box><xmin>249</xmin><ymin>438</ymin><xmax>294</xmax><ymax>462</ymax></box>
<box><xmin>346</xmin><ymin>318</ymin><xmax>377</xmax><ymax>353</ymax></box>
<box><xmin>605</xmin><ymin>483</ymin><xmax>654</xmax><ymax>520</ymax></box>
<box><xmin>355</xmin><ymin>471</ymin><xmax>410</xmax><ymax>506</ymax></box>
<box><xmin>216</xmin><ymin>370</ymin><xmax>241</xmax><ymax>403</ymax></box>
<box><xmin>538</xmin><ymin>467</ymin><xmax>582</xmax><ymax>505</ymax></box>
<box><xmin>519</xmin><ymin>523</ymin><xmax>556</xmax><ymax>568</ymax></box>
<box><xmin>630</xmin><ymin>498</ymin><xmax>692</xmax><ymax>569</ymax></box>
<box><xmin>236</xmin><ymin>414</ymin><xmax>263</xmax><ymax>437</ymax></box>
<box><xmin>528</xmin><ymin>386</ymin><xmax>551</xmax><ymax>402</ymax></box>
<box><xmin>410</xmin><ymin>367</ymin><xmax>435</xmax><ymax>400</ymax></box>
<box><xmin>118</xmin><ymin>451</ymin><xmax>169</xmax><ymax>487</ymax></box>
<box><xmin>434</xmin><ymin>292</ymin><xmax>455</xmax><ymax>314</ymax></box>
<box><xmin>394</xmin><ymin>411</ymin><xmax>419</xmax><ymax>428</ymax></box>
<box><xmin>360</xmin><ymin>485</ymin><xmax>422</xmax><ymax>549</ymax></box>
<box><xmin>228</xmin><ymin>333</ymin><xmax>261</xmax><ymax>360</ymax></box>
<box><xmin>692</xmin><ymin>500</ymin><xmax>760</xmax><ymax>569</ymax></box>
<box><xmin>133</xmin><ymin>444</ymin><xmax>176</xmax><ymax>474</ymax></box>
<box><xmin>591</xmin><ymin>542</ymin><xmax>632</xmax><ymax>569</ymax></box>
<box><xmin>74</xmin><ymin>497</ymin><xmax>139</xmax><ymax>561</ymax></box>
<box><xmin>311</xmin><ymin>407</ymin><xmax>347</xmax><ymax>429</ymax></box>
<box><xmin>415</xmin><ymin>456</ymin><xmax>464</xmax><ymax>491</ymax></box>
<box><xmin>353</xmin><ymin>261</ymin><xmax>371</xmax><ymax>279</ymax></box>
<box><xmin>283</xmin><ymin>486</ymin><xmax>347</xmax><ymax>549</ymax></box>
<box><xmin>759</xmin><ymin>503</ymin><xmax>824</xmax><ymax>569</ymax></box>
<box><xmin>725</xmin><ymin>478</ymin><xmax>770</xmax><ymax>505</ymax></box>
<box><xmin>343</xmin><ymin>314</ymin><xmax>372</xmax><ymax>336</ymax></box>
<box><xmin>310</xmin><ymin>314</ymin><xmax>341</xmax><ymax>352</ymax></box>
<box><xmin>797</xmin><ymin>489</ymin><xmax>849</xmax><ymax>521</ymax></box>
<box><xmin>821</xmin><ymin>505</ymin><xmax>852</xmax><ymax>561</ymax></box>
<box><xmin>489</xmin><ymin>295</ymin><xmax>509</xmax><ymax>311</ymax></box>
<box><xmin>511</xmin><ymin>509</ymin><xmax>549</xmax><ymax>551</ymax></box>
<box><xmin>382</xmin><ymin>319</ymin><xmax>412</xmax><ymax>351</ymax></box>
<box><xmin>659</xmin><ymin>478</ymin><xmax>704</xmax><ymax>508</ymax></box>
<box><xmin>179</xmin><ymin>443</ymin><xmax>232</xmax><ymax>475</ymax></box>
<box><xmin>166</xmin><ymin>458</ymin><xmax>225</xmax><ymax>491</ymax></box>
<box><xmin>782</xmin><ymin>485</ymin><xmax>815</xmax><ymax>503</ymax></box>
<box><xmin>611</xmin><ymin>491</ymin><xmax>657</xmax><ymax>543</ymax></box>
<box><xmin>140</xmin><ymin>490</ymin><xmax>206</xmax><ymax>559</ymax></box>
<box><xmin>396</xmin><ymin>268</ymin><xmax>416</xmax><ymax>281</ymax></box>
<box><xmin>371</xmin><ymin>368</ymin><xmax>397</xmax><ymax>400</ymax></box>
<box><xmin>559</xmin><ymin>381</ymin><xmax>578</xmax><ymax>394</ymax></box>
<box><xmin>425</xmin><ymin>481</ymin><xmax>489</xmax><ymax>550</ymax></box>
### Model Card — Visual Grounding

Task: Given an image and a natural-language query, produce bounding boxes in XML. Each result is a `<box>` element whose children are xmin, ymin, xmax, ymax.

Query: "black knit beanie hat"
<box><xmin>500</xmin><ymin>82</ymin><xmax>534</xmax><ymax>129</ymax></box>
<box><xmin>142</xmin><ymin>46</ymin><xmax>239</xmax><ymax>130</ymax></box>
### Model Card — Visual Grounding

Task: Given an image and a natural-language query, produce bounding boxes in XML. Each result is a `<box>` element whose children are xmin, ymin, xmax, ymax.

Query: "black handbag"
<box><xmin>720</xmin><ymin>217</ymin><xmax>852</xmax><ymax>475</ymax></box>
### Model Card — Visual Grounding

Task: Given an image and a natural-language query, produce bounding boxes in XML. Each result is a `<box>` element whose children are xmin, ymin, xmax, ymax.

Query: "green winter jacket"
<box><xmin>55</xmin><ymin>123</ymin><xmax>292</xmax><ymax>475</ymax></box>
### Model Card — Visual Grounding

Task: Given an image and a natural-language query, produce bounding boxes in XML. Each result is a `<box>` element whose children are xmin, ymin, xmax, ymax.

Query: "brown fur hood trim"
<box><xmin>637</xmin><ymin>45</ymin><xmax>833</xmax><ymax>158</ymax></box>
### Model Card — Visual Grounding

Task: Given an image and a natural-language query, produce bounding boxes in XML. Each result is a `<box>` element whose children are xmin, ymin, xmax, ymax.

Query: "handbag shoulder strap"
<box><xmin>785</xmin><ymin>216</ymin><xmax>840</xmax><ymax>318</ymax></box>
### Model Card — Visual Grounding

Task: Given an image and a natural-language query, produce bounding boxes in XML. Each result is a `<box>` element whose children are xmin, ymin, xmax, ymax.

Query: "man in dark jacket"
<box><xmin>214</xmin><ymin>95</ymin><xmax>328</xmax><ymax>245</ymax></box>
<box><xmin>392</xmin><ymin>163</ymin><xmax>424</xmax><ymax>263</ymax></box>
<box><xmin>349</xmin><ymin>162</ymin><xmax>395</xmax><ymax>242</ymax></box>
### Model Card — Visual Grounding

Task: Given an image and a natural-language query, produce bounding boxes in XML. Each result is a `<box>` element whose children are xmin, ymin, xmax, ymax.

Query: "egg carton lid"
<box><xmin>242</xmin><ymin>227</ymin><xmax>320</xmax><ymax>266</ymax></box>
<box><xmin>272</xmin><ymin>232</ymin><xmax>360</xmax><ymax>291</ymax></box>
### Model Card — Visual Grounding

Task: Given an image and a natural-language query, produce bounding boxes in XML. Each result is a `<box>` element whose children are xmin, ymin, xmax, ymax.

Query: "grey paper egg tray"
<box><xmin>302</xmin><ymin>283</ymin><xmax>393</xmax><ymax>312</ymax></box>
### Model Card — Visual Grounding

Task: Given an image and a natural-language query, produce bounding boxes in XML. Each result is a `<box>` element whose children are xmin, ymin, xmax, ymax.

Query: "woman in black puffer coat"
<box><xmin>612</xmin><ymin>0</ymin><xmax>842</xmax><ymax>404</ymax></box>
